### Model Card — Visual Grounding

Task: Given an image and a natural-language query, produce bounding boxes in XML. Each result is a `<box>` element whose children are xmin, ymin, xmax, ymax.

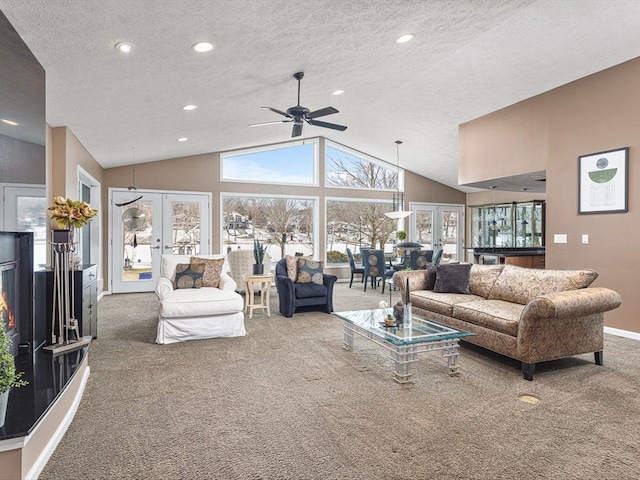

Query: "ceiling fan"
<box><xmin>249</xmin><ymin>72</ymin><xmax>347</xmax><ymax>138</ymax></box>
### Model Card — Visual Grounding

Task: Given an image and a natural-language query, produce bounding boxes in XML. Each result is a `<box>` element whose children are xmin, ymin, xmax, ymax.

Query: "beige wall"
<box><xmin>103</xmin><ymin>137</ymin><xmax>465</xmax><ymax>284</ymax></box>
<box><xmin>458</xmin><ymin>56</ymin><xmax>640</xmax><ymax>334</ymax></box>
<box><xmin>50</xmin><ymin>126</ymin><xmax>104</xmax><ymax>199</ymax></box>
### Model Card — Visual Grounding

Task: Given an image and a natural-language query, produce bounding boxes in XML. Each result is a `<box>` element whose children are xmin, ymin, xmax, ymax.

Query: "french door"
<box><xmin>111</xmin><ymin>190</ymin><xmax>210</xmax><ymax>293</ymax></box>
<box><xmin>409</xmin><ymin>203</ymin><xmax>464</xmax><ymax>262</ymax></box>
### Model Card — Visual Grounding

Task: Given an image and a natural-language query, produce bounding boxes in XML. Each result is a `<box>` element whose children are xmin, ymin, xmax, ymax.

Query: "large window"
<box><xmin>325</xmin><ymin>141</ymin><xmax>403</xmax><ymax>191</ymax></box>
<box><xmin>222</xmin><ymin>194</ymin><xmax>318</xmax><ymax>261</ymax></box>
<box><xmin>221</xmin><ymin>139</ymin><xmax>318</xmax><ymax>186</ymax></box>
<box><xmin>326</xmin><ymin>199</ymin><xmax>395</xmax><ymax>264</ymax></box>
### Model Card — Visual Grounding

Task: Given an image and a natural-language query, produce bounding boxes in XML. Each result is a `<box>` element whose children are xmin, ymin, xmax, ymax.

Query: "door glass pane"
<box><xmin>415</xmin><ymin>210</ymin><xmax>433</xmax><ymax>248</ymax></box>
<box><xmin>441</xmin><ymin>210</ymin><xmax>459</xmax><ymax>261</ymax></box>
<box><xmin>170</xmin><ymin>201</ymin><xmax>201</xmax><ymax>255</ymax></box>
<box><xmin>122</xmin><ymin>200</ymin><xmax>153</xmax><ymax>282</ymax></box>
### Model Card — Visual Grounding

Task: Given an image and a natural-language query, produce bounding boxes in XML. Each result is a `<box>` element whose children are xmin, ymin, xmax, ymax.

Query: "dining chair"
<box><xmin>346</xmin><ymin>248</ymin><xmax>364</xmax><ymax>288</ymax></box>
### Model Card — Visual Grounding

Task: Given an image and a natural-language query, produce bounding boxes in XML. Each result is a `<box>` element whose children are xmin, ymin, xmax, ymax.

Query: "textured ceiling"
<box><xmin>2</xmin><ymin>0</ymin><xmax>640</xmax><ymax>192</ymax></box>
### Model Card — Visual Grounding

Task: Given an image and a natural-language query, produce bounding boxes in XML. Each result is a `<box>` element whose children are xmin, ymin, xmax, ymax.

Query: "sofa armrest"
<box><xmin>276</xmin><ymin>274</ymin><xmax>295</xmax><ymax>317</ymax></box>
<box><xmin>522</xmin><ymin>287</ymin><xmax>622</xmax><ymax>320</ymax></box>
<box><xmin>155</xmin><ymin>277</ymin><xmax>174</xmax><ymax>299</ymax></box>
<box><xmin>393</xmin><ymin>270</ymin><xmax>429</xmax><ymax>299</ymax></box>
<box><xmin>219</xmin><ymin>271</ymin><xmax>237</xmax><ymax>292</ymax></box>
<box><xmin>517</xmin><ymin>287</ymin><xmax>622</xmax><ymax>363</ymax></box>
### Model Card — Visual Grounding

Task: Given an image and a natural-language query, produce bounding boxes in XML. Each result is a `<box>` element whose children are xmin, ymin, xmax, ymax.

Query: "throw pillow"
<box><xmin>433</xmin><ymin>263</ymin><xmax>472</xmax><ymax>294</ymax></box>
<box><xmin>296</xmin><ymin>258</ymin><xmax>324</xmax><ymax>285</ymax></box>
<box><xmin>426</xmin><ymin>264</ymin><xmax>438</xmax><ymax>290</ymax></box>
<box><xmin>285</xmin><ymin>255</ymin><xmax>298</xmax><ymax>281</ymax></box>
<box><xmin>190</xmin><ymin>256</ymin><xmax>224</xmax><ymax>288</ymax></box>
<box><xmin>174</xmin><ymin>263</ymin><xmax>205</xmax><ymax>289</ymax></box>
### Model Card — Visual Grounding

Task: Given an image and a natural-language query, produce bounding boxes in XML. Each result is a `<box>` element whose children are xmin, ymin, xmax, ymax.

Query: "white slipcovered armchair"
<box><xmin>155</xmin><ymin>254</ymin><xmax>246</xmax><ymax>344</ymax></box>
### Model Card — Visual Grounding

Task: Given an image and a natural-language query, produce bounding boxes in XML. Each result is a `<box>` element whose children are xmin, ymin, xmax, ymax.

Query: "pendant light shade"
<box><xmin>385</xmin><ymin>140</ymin><xmax>412</xmax><ymax>219</ymax></box>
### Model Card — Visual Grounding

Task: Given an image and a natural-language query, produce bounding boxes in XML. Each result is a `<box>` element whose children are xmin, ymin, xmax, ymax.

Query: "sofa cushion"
<box><xmin>174</xmin><ymin>263</ymin><xmax>205</xmax><ymax>289</ymax></box>
<box><xmin>191</xmin><ymin>256</ymin><xmax>224</xmax><ymax>288</ymax></box>
<box><xmin>469</xmin><ymin>264</ymin><xmax>504</xmax><ymax>298</ymax></box>
<box><xmin>295</xmin><ymin>282</ymin><xmax>328</xmax><ymax>299</ymax></box>
<box><xmin>297</xmin><ymin>258</ymin><xmax>324</xmax><ymax>285</ymax></box>
<box><xmin>433</xmin><ymin>263</ymin><xmax>472</xmax><ymax>294</ymax></box>
<box><xmin>453</xmin><ymin>299</ymin><xmax>524</xmax><ymax>337</ymax></box>
<box><xmin>410</xmin><ymin>290</ymin><xmax>485</xmax><ymax>317</ymax></box>
<box><xmin>488</xmin><ymin>265</ymin><xmax>599</xmax><ymax>305</ymax></box>
<box><xmin>159</xmin><ymin>287</ymin><xmax>244</xmax><ymax>318</ymax></box>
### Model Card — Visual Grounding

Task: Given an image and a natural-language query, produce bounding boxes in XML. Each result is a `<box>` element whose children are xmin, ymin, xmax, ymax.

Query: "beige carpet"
<box><xmin>40</xmin><ymin>282</ymin><xmax>640</xmax><ymax>480</ymax></box>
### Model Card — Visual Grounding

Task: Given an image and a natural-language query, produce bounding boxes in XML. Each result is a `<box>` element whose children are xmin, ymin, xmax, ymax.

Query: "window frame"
<box><xmin>220</xmin><ymin>138</ymin><xmax>319</xmax><ymax>187</ymax></box>
<box><xmin>324</xmin><ymin>140</ymin><xmax>405</xmax><ymax>192</ymax></box>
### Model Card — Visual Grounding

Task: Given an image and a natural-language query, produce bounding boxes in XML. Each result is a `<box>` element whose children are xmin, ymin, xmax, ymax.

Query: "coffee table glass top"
<box><xmin>334</xmin><ymin>309</ymin><xmax>474</xmax><ymax>346</ymax></box>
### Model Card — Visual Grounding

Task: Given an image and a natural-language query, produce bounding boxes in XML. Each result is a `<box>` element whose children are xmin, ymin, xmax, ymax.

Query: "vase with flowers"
<box><xmin>48</xmin><ymin>196</ymin><xmax>98</xmax><ymax>244</ymax></box>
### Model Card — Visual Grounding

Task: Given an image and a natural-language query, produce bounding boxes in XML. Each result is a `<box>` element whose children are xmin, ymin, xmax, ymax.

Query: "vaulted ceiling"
<box><xmin>2</xmin><ymin>0</ymin><xmax>640</xmax><ymax>192</ymax></box>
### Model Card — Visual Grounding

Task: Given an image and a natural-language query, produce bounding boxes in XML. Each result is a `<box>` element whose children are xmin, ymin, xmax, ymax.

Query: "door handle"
<box><xmin>150</xmin><ymin>246</ymin><xmax>161</xmax><ymax>250</ymax></box>
<box><xmin>164</xmin><ymin>246</ymin><xmax>173</xmax><ymax>249</ymax></box>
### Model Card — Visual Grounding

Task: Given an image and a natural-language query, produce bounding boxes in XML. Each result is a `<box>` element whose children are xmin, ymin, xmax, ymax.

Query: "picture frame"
<box><xmin>578</xmin><ymin>147</ymin><xmax>629</xmax><ymax>214</ymax></box>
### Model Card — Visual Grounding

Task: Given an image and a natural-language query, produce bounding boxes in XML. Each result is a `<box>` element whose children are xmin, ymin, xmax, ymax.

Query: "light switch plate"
<box><xmin>554</xmin><ymin>234</ymin><xmax>568</xmax><ymax>244</ymax></box>
<box><xmin>582</xmin><ymin>234</ymin><xmax>589</xmax><ymax>244</ymax></box>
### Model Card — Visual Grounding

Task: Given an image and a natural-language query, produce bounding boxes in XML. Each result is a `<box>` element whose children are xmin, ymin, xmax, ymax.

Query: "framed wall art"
<box><xmin>578</xmin><ymin>147</ymin><xmax>628</xmax><ymax>214</ymax></box>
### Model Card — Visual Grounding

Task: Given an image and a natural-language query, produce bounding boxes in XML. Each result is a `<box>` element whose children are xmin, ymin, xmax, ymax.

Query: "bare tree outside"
<box><xmin>223</xmin><ymin>196</ymin><xmax>315</xmax><ymax>260</ymax></box>
<box><xmin>325</xmin><ymin>145</ymin><xmax>398</xmax><ymax>262</ymax></box>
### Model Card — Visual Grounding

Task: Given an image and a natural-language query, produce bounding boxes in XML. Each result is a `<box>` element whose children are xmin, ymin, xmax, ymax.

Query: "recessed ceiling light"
<box><xmin>1</xmin><ymin>118</ymin><xmax>19</xmax><ymax>126</ymax></box>
<box><xmin>396</xmin><ymin>34</ymin><xmax>414</xmax><ymax>44</ymax></box>
<box><xmin>115</xmin><ymin>42</ymin><xmax>134</xmax><ymax>53</ymax></box>
<box><xmin>178</xmin><ymin>137</ymin><xmax>188</xmax><ymax>142</ymax></box>
<box><xmin>192</xmin><ymin>42</ymin><xmax>214</xmax><ymax>53</ymax></box>
<box><xmin>331</xmin><ymin>90</ymin><xmax>344</xmax><ymax>96</ymax></box>
<box><xmin>182</xmin><ymin>105</ymin><xmax>197</xmax><ymax>111</ymax></box>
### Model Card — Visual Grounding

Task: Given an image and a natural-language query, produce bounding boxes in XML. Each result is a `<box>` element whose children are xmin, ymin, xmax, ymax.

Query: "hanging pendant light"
<box><xmin>385</xmin><ymin>140</ymin><xmax>412</xmax><ymax>219</ymax></box>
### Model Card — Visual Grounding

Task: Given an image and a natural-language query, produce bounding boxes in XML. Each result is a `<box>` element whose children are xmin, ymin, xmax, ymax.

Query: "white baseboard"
<box><xmin>604</xmin><ymin>326</ymin><xmax>640</xmax><ymax>341</ymax></box>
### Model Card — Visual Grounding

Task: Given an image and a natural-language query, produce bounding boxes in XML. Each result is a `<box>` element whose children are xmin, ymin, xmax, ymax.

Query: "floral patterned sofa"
<box><xmin>394</xmin><ymin>264</ymin><xmax>622</xmax><ymax>380</ymax></box>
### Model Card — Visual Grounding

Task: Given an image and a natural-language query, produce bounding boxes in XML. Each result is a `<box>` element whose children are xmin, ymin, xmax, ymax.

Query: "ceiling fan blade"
<box><xmin>261</xmin><ymin>106</ymin><xmax>292</xmax><ymax>118</ymax></box>
<box><xmin>307</xmin><ymin>106</ymin><xmax>339</xmax><ymax>119</ymax></box>
<box><xmin>307</xmin><ymin>119</ymin><xmax>347</xmax><ymax>131</ymax></box>
<box><xmin>249</xmin><ymin>120</ymin><xmax>293</xmax><ymax>127</ymax></box>
<box><xmin>292</xmin><ymin>123</ymin><xmax>303</xmax><ymax>137</ymax></box>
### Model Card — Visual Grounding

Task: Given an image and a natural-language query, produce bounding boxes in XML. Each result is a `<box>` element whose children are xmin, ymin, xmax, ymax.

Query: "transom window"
<box><xmin>221</xmin><ymin>139</ymin><xmax>318</xmax><ymax>186</ymax></box>
<box><xmin>325</xmin><ymin>141</ymin><xmax>403</xmax><ymax>191</ymax></box>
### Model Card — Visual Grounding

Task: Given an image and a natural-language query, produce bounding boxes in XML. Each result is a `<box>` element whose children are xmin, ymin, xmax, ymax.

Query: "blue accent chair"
<box><xmin>346</xmin><ymin>248</ymin><xmax>364</xmax><ymax>288</ymax></box>
<box><xmin>275</xmin><ymin>258</ymin><xmax>338</xmax><ymax>318</ymax></box>
<box><xmin>360</xmin><ymin>248</ymin><xmax>394</xmax><ymax>294</ymax></box>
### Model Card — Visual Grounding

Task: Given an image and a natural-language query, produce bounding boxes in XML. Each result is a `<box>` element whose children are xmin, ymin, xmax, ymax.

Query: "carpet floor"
<box><xmin>40</xmin><ymin>282</ymin><xmax>640</xmax><ymax>480</ymax></box>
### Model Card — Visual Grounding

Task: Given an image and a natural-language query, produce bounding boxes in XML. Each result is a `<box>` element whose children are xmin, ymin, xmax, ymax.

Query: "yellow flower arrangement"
<box><xmin>48</xmin><ymin>196</ymin><xmax>98</xmax><ymax>229</ymax></box>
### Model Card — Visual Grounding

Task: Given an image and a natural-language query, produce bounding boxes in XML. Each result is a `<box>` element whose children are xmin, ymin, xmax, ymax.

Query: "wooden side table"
<box><xmin>243</xmin><ymin>274</ymin><xmax>273</xmax><ymax>319</ymax></box>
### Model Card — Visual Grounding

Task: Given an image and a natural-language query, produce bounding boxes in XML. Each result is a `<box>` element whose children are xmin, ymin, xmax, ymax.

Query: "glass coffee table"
<box><xmin>334</xmin><ymin>309</ymin><xmax>474</xmax><ymax>384</ymax></box>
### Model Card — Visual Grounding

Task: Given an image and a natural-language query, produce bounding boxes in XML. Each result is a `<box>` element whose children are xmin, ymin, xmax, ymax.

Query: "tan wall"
<box><xmin>50</xmin><ymin>126</ymin><xmax>104</xmax><ymax>198</ymax></box>
<box><xmin>103</xmin><ymin>137</ymin><xmax>465</xmax><ymax>284</ymax></box>
<box><xmin>458</xmin><ymin>56</ymin><xmax>640</xmax><ymax>333</ymax></box>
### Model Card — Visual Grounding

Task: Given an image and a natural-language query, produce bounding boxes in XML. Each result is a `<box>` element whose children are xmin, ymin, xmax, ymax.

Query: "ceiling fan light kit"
<box><xmin>250</xmin><ymin>72</ymin><xmax>347</xmax><ymax>137</ymax></box>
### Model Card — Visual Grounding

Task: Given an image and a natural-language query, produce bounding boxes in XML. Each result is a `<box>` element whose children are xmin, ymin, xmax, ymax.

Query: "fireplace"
<box><xmin>0</xmin><ymin>232</ymin><xmax>34</xmax><ymax>357</ymax></box>
<box><xmin>0</xmin><ymin>262</ymin><xmax>18</xmax><ymax>355</ymax></box>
